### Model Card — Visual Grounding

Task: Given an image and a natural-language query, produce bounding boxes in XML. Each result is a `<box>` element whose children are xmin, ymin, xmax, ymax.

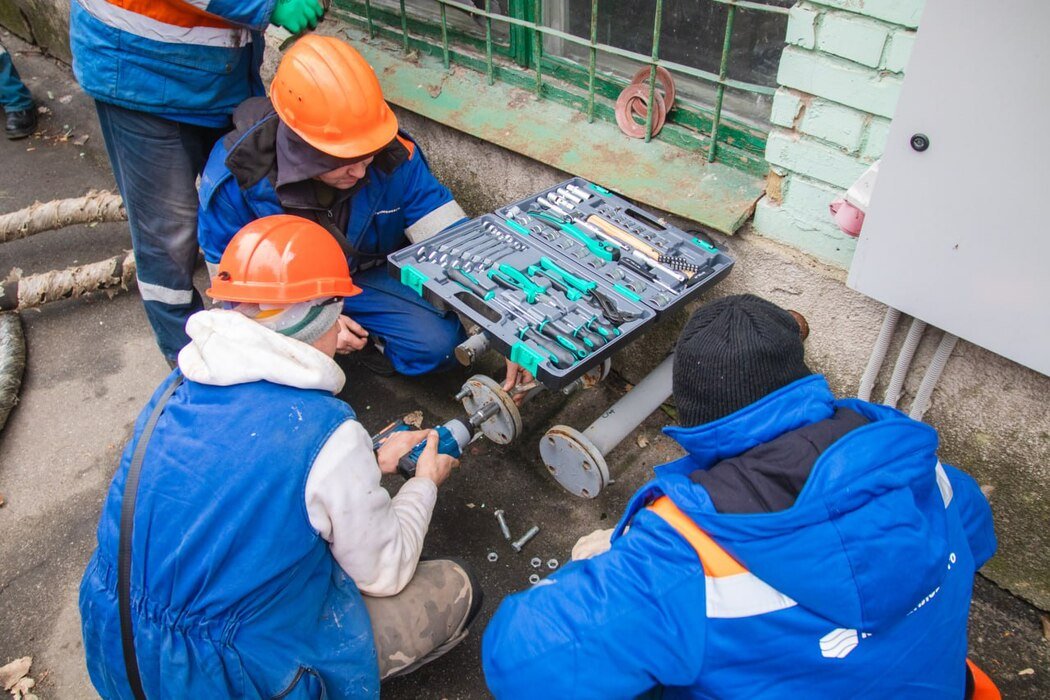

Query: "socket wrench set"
<box><xmin>497</xmin><ymin>177</ymin><xmax>734</xmax><ymax>315</ymax></box>
<box><xmin>387</xmin><ymin>213</ymin><xmax>655</xmax><ymax>389</ymax></box>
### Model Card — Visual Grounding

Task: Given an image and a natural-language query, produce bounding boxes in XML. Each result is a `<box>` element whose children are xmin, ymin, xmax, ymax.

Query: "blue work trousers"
<box><xmin>0</xmin><ymin>43</ymin><xmax>34</xmax><ymax>111</ymax></box>
<box><xmin>343</xmin><ymin>266</ymin><xmax>465</xmax><ymax>375</ymax></box>
<box><xmin>95</xmin><ymin>102</ymin><xmax>227</xmax><ymax>361</ymax></box>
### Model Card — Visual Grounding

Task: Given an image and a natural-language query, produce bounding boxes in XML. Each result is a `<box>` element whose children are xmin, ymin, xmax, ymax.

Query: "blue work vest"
<box><xmin>79</xmin><ymin>372</ymin><xmax>379</xmax><ymax>699</ymax></box>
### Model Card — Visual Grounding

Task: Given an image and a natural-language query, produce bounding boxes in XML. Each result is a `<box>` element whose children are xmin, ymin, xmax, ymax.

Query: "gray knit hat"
<box><xmin>673</xmin><ymin>294</ymin><xmax>811</xmax><ymax>427</ymax></box>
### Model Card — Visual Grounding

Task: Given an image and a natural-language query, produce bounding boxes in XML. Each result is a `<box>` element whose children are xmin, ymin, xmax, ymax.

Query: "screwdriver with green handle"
<box><xmin>490</xmin><ymin>297</ymin><xmax>576</xmax><ymax>367</ymax></box>
<box><xmin>497</xmin><ymin>293</ymin><xmax>588</xmax><ymax>359</ymax></box>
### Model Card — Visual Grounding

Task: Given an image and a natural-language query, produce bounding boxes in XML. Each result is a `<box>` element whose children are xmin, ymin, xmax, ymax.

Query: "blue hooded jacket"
<box><xmin>482</xmin><ymin>375</ymin><xmax>996</xmax><ymax>699</ymax></box>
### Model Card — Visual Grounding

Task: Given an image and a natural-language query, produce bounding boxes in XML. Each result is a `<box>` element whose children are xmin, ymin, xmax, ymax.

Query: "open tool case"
<box><xmin>387</xmin><ymin>178</ymin><xmax>734</xmax><ymax>389</ymax></box>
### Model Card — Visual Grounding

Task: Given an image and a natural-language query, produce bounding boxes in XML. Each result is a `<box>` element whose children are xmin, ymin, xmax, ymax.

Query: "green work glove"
<box><xmin>270</xmin><ymin>0</ymin><xmax>324</xmax><ymax>34</ymax></box>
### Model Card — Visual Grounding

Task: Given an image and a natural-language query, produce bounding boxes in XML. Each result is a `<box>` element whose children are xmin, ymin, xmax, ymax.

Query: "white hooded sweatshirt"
<box><xmin>178</xmin><ymin>309</ymin><xmax>437</xmax><ymax>597</ymax></box>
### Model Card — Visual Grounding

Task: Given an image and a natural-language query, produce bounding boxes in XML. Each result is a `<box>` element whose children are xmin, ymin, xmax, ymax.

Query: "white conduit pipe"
<box><xmin>858</xmin><ymin>306</ymin><xmax>901</xmax><ymax>401</ymax></box>
<box><xmin>909</xmin><ymin>332</ymin><xmax>959</xmax><ymax>421</ymax></box>
<box><xmin>882</xmin><ymin>317</ymin><xmax>927</xmax><ymax>408</ymax></box>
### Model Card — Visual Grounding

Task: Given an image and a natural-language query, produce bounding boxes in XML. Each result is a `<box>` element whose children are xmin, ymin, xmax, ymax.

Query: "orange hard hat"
<box><xmin>270</xmin><ymin>35</ymin><xmax>399</xmax><ymax>159</ymax></box>
<box><xmin>207</xmin><ymin>215</ymin><xmax>363</xmax><ymax>304</ymax></box>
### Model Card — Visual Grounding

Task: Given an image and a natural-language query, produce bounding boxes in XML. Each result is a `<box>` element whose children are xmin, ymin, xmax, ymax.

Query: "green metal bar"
<box><xmin>587</xmin><ymin>0</ymin><xmax>598</xmax><ymax>123</ymax></box>
<box><xmin>363</xmin><ymin>0</ymin><xmax>374</xmax><ymax>38</ymax></box>
<box><xmin>440</xmin><ymin>2</ymin><xmax>450</xmax><ymax>68</ymax></box>
<box><xmin>644</xmin><ymin>0</ymin><xmax>664</xmax><ymax>142</ymax></box>
<box><xmin>339</xmin><ymin>1</ymin><xmax>512</xmax><ymax>56</ymax></box>
<box><xmin>710</xmin><ymin>0</ymin><xmax>788</xmax><ymax>14</ymax></box>
<box><xmin>484</xmin><ymin>0</ymin><xmax>494</xmax><ymax>85</ymax></box>
<box><xmin>532</xmin><ymin>0</ymin><xmax>542</xmax><ymax>95</ymax></box>
<box><xmin>398</xmin><ymin>0</ymin><xmax>408</xmax><ymax>51</ymax></box>
<box><xmin>708</xmin><ymin>4</ymin><xmax>737</xmax><ymax>162</ymax></box>
<box><xmin>508</xmin><ymin>0</ymin><xmax>531</xmax><ymax>67</ymax></box>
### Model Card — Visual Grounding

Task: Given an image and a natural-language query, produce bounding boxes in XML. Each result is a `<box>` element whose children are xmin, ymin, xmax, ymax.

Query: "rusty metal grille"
<box><xmin>333</xmin><ymin>0</ymin><xmax>790</xmax><ymax>170</ymax></box>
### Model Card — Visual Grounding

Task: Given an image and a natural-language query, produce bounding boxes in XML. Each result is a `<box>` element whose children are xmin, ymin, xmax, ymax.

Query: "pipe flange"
<box><xmin>459</xmin><ymin>374</ymin><xmax>521</xmax><ymax>445</ymax></box>
<box><xmin>539</xmin><ymin>425</ymin><xmax>611</xmax><ymax>499</ymax></box>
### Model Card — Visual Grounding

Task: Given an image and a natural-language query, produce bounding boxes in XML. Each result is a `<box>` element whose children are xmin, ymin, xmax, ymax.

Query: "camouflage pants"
<box><xmin>362</xmin><ymin>559</ymin><xmax>481</xmax><ymax>679</ymax></box>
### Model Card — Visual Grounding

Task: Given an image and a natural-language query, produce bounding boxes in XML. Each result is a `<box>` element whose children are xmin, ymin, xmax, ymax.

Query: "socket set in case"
<box><xmin>387</xmin><ymin>214</ymin><xmax>655</xmax><ymax>389</ymax></box>
<box><xmin>496</xmin><ymin>177</ymin><xmax>734</xmax><ymax>315</ymax></box>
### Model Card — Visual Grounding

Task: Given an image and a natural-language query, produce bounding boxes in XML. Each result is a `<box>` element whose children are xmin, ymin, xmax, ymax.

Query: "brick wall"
<box><xmin>753</xmin><ymin>0</ymin><xmax>924</xmax><ymax>268</ymax></box>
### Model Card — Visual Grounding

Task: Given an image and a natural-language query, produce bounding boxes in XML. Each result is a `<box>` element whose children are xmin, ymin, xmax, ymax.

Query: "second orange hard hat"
<box><xmin>271</xmin><ymin>35</ymin><xmax>399</xmax><ymax>159</ymax></box>
<box><xmin>207</xmin><ymin>215</ymin><xmax>363</xmax><ymax>304</ymax></box>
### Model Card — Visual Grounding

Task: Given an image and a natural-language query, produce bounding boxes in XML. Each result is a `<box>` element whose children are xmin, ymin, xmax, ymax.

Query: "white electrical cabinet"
<box><xmin>847</xmin><ymin>0</ymin><xmax>1050</xmax><ymax>377</ymax></box>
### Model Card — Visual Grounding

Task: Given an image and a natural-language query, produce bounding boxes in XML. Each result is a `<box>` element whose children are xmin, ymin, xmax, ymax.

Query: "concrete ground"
<box><xmin>1</xmin><ymin>30</ymin><xmax>1047</xmax><ymax>699</ymax></box>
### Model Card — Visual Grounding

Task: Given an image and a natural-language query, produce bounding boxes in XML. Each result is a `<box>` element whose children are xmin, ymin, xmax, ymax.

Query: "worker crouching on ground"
<box><xmin>79</xmin><ymin>216</ymin><xmax>482</xmax><ymax>699</ymax></box>
<box><xmin>198</xmin><ymin>35</ymin><xmax>469</xmax><ymax>377</ymax></box>
<box><xmin>482</xmin><ymin>294</ymin><xmax>997</xmax><ymax>699</ymax></box>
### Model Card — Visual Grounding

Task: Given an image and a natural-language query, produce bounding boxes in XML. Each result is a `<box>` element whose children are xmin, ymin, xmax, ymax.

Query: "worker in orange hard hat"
<box><xmin>198</xmin><ymin>34</ymin><xmax>470</xmax><ymax>378</ymax></box>
<box><xmin>81</xmin><ymin>215</ymin><xmax>482</xmax><ymax>698</ymax></box>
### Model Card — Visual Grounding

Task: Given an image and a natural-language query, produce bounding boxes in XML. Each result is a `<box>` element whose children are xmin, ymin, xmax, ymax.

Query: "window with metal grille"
<box><xmin>332</xmin><ymin>0</ymin><xmax>789</xmax><ymax>176</ymax></box>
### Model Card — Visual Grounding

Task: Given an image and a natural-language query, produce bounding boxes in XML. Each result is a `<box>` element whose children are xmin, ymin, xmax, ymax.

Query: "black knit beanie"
<box><xmin>673</xmin><ymin>294</ymin><xmax>811</xmax><ymax>427</ymax></box>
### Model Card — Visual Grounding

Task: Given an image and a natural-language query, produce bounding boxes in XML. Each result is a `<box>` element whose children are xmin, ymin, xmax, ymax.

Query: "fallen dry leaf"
<box><xmin>58</xmin><ymin>94</ymin><xmax>73</xmax><ymax>104</ymax></box>
<box><xmin>72</xmin><ymin>134</ymin><xmax>90</xmax><ymax>146</ymax></box>
<box><xmin>404</xmin><ymin>410</ymin><xmax>424</xmax><ymax>429</ymax></box>
<box><xmin>0</xmin><ymin>656</ymin><xmax>31</xmax><ymax>691</ymax></box>
<box><xmin>635</xmin><ymin>435</ymin><xmax>649</xmax><ymax>448</ymax></box>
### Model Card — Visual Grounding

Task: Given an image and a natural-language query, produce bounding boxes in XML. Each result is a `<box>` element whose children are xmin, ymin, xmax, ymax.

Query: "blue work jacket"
<box><xmin>197</xmin><ymin>100</ymin><xmax>462</xmax><ymax>269</ymax></box>
<box><xmin>483</xmin><ymin>375</ymin><xmax>997</xmax><ymax>699</ymax></box>
<box><xmin>69</xmin><ymin>0</ymin><xmax>270</xmax><ymax>116</ymax></box>
<box><xmin>79</xmin><ymin>372</ymin><xmax>379</xmax><ymax>699</ymax></box>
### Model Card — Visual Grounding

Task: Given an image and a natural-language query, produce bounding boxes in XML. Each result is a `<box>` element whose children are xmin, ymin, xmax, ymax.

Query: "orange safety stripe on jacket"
<box><xmin>648</xmin><ymin>496</ymin><xmax>745</xmax><ymax>577</ymax></box>
<box><xmin>965</xmin><ymin>659</ymin><xmax>1001</xmax><ymax>700</ymax></box>
<box><xmin>102</xmin><ymin>0</ymin><xmax>233</xmax><ymax>29</ymax></box>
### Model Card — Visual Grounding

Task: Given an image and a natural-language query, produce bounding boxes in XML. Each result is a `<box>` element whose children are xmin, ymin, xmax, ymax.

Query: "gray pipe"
<box><xmin>909</xmin><ymin>332</ymin><xmax>959</xmax><ymax>421</ymax></box>
<box><xmin>882</xmin><ymin>317</ymin><xmax>927</xmax><ymax>408</ymax></box>
<box><xmin>858</xmin><ymin>306</ymin><xmax>900</xmax><ymax>401</ymax></box>
<box><xmin>583</xmin><ymin>354</ymin><xmax>674</xmax><ymax>456</ymax></box>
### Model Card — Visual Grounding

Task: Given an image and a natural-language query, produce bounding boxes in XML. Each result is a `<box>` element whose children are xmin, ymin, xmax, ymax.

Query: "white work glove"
<box><xmin>571</xmin><ymin>528</ymin><xmax>615</xmax><ymax>561</ymax></box>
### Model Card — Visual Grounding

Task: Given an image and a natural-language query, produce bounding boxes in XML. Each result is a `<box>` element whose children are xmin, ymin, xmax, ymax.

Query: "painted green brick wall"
<box><xmin>754</xmin><ymin>0</ymin><xmax>924</xmax><ymax>268</ymax></box>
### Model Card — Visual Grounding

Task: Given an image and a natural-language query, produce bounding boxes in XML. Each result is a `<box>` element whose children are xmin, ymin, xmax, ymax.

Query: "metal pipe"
<box><xmin>454</xmin><ymin>332</ymin><xmax>491</xmax><ymax>366</ymax></box>
<box><xmin>540</xmin><ymin>355</ymin><xmax>673</xmax><ymax>498</ymax></box>
<box><xmin>909</xmin><ymin>331</ymin><xmax>959</xmax><ymax>421</ymax></box>
<box><xmin>584</xmin><ymin>354</ymin><xmax>673</xmax><ymax>455</ymax></box>
<box><xmin>858</xmin><ymin>306</ymin><xmax>901</xmax><ymax>401</ymax></box>
<box><xmin>883</xmin><ymin>317</ymin><xmax>927</xmax><ymax>408</ymax></box>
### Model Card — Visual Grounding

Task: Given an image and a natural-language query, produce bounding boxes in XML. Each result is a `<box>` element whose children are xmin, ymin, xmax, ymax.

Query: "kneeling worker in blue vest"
<box><xmin>483</xmin><ymin>294</ymin><xmax>997</xmax><ymax>699</ymax></box>
<box><xmin>198</xmin><ymin>35</ymin><xmax>471</xmax><ymax>377</ymax></box>
<box><xmin>80</xmin><ymin>215</ymin><xmax>482</xmax><ymax>699</ymax></box>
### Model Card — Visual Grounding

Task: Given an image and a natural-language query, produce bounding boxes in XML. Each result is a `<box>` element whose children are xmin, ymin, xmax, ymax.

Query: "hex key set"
<box><xmin>388</xmin><ymin>178</ymin><xmax>734</xmax><ymax>389</ymax></box>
